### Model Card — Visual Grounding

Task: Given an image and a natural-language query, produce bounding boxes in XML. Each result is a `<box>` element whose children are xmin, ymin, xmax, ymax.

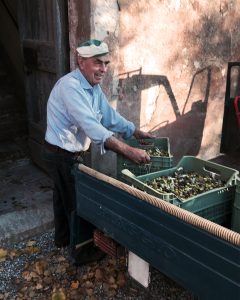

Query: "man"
<box><xmin>43</xmin><ymin>39</ymin><xmax>153</xmax><ymax>265</ymax></box>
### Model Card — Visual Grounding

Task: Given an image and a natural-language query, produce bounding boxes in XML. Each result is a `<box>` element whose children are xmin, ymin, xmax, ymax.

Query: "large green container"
<box><xmin>231</xmin><ymin>176</ymin><xmax>240</xmax><ymax>233</ymax></box>
<box><xmin>72</xmin><ymin>164</ymin><xmax>240</xmax><ymax>300</ymax></box>
<box><xmin>122</xmin><ymin>156</ymin><xmax>239</xmax><ymax>224</ymax></box>
<box><xmin>117</xmin><ymin>137</ymin><xmax>173</xmax><ymax>179</ymax></box>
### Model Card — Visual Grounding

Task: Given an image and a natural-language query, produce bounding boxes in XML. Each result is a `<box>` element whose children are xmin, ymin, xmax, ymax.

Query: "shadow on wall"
<box><xmin>117</xmin><ymin>67</ymin><xmax>211</xmax><ymax>163</ymax></box>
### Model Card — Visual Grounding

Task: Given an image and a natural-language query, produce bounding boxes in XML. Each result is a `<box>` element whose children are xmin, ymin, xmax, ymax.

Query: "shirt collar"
<box><xmin>73</xmin><ymin>68</ymin><xmax>99</xmax><ymax>90</ymax></box>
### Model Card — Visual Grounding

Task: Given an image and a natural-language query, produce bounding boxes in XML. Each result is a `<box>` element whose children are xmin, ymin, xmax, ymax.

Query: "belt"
<box><xmin>44</xmin><ymin>141</ymin><xmax>84</xmax><ymax>156</ymax></box>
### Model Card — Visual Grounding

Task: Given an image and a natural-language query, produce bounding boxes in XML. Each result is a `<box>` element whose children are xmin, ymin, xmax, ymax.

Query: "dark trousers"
<box><xmin>42</xmin><ymin>147</ymin><xmax>85</xmax><ymax>246</ymax></box>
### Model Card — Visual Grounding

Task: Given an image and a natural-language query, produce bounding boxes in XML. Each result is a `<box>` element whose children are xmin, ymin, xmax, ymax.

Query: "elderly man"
<box><xmin>43</xmin><ymin>39</ymin><xmax>153</xmax><ymax>265</ymax></box>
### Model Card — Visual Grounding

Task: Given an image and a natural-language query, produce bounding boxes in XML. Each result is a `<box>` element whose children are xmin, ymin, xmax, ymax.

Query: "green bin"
<box><xmin>117</xmin><ymin>137</ymin><xmax>173</xmax><ymax>179</ymax></box>
<box><xmin>231</xmin><ymin>176</ymin><xmax>240</xmax><ymax>233</ymax></box>
<box><xmin>122</xmin><ymin>156</ymin><xmax>239</xmax><ymax>225</ymax></box>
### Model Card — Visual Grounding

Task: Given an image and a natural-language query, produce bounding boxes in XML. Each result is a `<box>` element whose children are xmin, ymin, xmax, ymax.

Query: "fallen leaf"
<box><xmin>24</xmin><ymin>246</ymin><xmax>40</xmax><ymax>254</ymax></box>
<box><xmin>110</xmin><ymin>284</ymin><xmax>118</xmax><ymax>289</ymax></box>
<box><xmin>9</xmin><ymin>249</ymin><xmax>20</xmax><ymax>259</ymax></box>
<box><xmin>95</xmin><ymin>268</ymin><xmax>103</xmax><ymax>280</ymax></box>
<box><xmin>86</xmin><ymin>288</ymin><xmax>93</xmax><ymax>296</ymax></box>
<box><xmin>103</xmin><ymin>283</ymin><xmax>109</xmax><ymax>292</ymax></box>
<box><xmin>108</xmin><ymin>275</ymin><xmax>115</xmax><ymax>284</ymax></box>
<box><xmin>117</xmin><ymin>278</ymin><xmax>126</xmax><ymax>287</ymax></box>
<box><xmin>66</xmin><ymin>266</ymin><xmax>76</xmax><ymax>276</ymax></box>
<box><xmin>87</xmin><ymin>271</ymin><xmax>94</xmax><ymax>279</ymax></box>
<box><xmin>29</xmin><ymin>290</ymin><xmax>36</xmax><ymax>298</ymax></box>
<box><xmin>20</xmin><ymin>287</ymin><xmax>28</xmax><ymax>293</ymax></box>
<box><xmin>117</xmin><ymin>271</ymin><xmax>126</xmax><ymax>287</ymax></box>
<box><xmin>26</xmin><ymin>240</ymin><xmax>36</xmax><ymax>247</ymax></box>
<box><xmin>22</xmin><ymin>271</ymin><xmax>33</xmax><ymax>282</ymax></box>
<box><xmin>43</xmin><ymin>277</ymin><xmax>52</xmax><ymax>285</ymax></box>
<box><xmin>0</xmin><ymin>248</ymin><xmax>7</xmax><ymax>259</ymax></box>
<box><xmin>57</xmin><ymin>255</ymin><xmax>66</xmax><ymax>262</ymax></box>
<box><xmin>30</xmin><ymin>271</ymin><xmax>39</xmax><ymax>279</ymax></box>
<box><xmin>56</xmin><ymin>265</ymin><xmax>66</xmax><ymax>273</ymax></box>
<box><xmin>84</xmin><ymin>281</ymin><xmax>94</xmax><ymax>289</ymax></box>
<box><xmin>52</xmin><ymin>289</ymin><xmax>66</xmax><ymax>300</ymax></box>
<box><xmin>34</xmin><ymin>260</ymin><xmax>47</xmax><ymax>275</ymax></box>
<box><xmin>16</xmin><ymin>292</ymin><xmax>23</xmax><ymax>298</ymax></box>
<box><xmin>44</xmin><ymin>270</ymin><xmax>50</xmax><ymax>276</ymax></box>
<box><xmin>107</xmin><ymin>289</ymin><xmax>116</xmax><ymax>297</ymax></box>
<box><xmin>36</xmin><ymin>283</ymin><xmax>43</xmax><ymax>290</ymax></box>
<box><xmin>70</xmin><ymin>280</ymin><xmax>79</xmax><ymax>289</ymax></box>
<box><xmin>108</xmin><ymin>258</ymin><xmax>117</xmax><ymax>265</ymax></box>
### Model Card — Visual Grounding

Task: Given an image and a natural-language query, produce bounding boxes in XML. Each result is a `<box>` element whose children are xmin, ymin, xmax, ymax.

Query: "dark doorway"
<box><xmin>0</xmin><ymin>0</ymin><xmax>28</xmax><ymax>162</ymax></box>
<box><xmin>211</xmin><ymin>62</ymin><xmax>240</xmax><ymax>172</ymax></box>
<box><xmin>221</xmin><ymin>62</ymin><xmax>240</xmax><ymax>154</ymax></box>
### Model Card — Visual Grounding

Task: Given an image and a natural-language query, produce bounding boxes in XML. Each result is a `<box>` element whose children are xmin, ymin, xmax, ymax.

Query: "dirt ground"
<box><xmin>0</xmin><ymin>229</ymin><xmax>196</xmax><ymax>300</ymax></box>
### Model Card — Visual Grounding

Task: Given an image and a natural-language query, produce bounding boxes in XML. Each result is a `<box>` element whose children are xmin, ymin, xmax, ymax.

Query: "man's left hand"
<box><xmin>133</xmin><ymin>129</ymin><xmax>155</xmax><ymax>139</ymax></box>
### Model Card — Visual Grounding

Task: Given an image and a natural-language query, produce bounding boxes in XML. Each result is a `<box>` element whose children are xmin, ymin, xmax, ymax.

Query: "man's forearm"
<box><xmin>104</xmin><ymin>136</ymin><xmax>131</xmax><ymax>156</ymax></box>
<box><xmin>104</xmin><ymin>136</ymin><xmax>150</xmax><ymax>164</ymax></box>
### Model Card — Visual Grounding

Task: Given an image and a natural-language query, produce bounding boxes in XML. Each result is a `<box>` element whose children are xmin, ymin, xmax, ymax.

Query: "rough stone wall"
<box><xmin>117</xmin><ymin>0</ymin><xmax>240</xmax><ymax>162</ymax></box>
<box><xmin>68</xmin><ymin>0</ymin><xmax>240</xmax><ymax>174</ymax></box>
<box><xmin>89</xmin><ymin>0</ymin><xmax>120</xmax><ymax>176</ymax></box>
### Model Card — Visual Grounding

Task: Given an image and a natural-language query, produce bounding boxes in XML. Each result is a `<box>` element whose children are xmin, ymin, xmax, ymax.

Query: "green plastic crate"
<box><xmin>117</xmin><ymin>138</ymin><xmax>173</xmax><ymax>178</ymax></box>
<box><xmin>231</xmin><ymin>176</ymin><xmax>240</xmax><ymax>233</ymax></box>
<box><xmin>122</xmin><ymin>156</ymin><xmax>239</xmax><ymax>224</ymax></box>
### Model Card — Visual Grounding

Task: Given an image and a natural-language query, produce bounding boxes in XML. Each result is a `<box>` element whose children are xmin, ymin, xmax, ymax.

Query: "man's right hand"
<box><xmin>104</xmin><ymin>136</ymin><xmax>150</xmax><ymax>164</ymax></box>
<box><xmin>126</xmin><ymin>147</ymin><xmax>150</xmax><ymax>164</ymax></box>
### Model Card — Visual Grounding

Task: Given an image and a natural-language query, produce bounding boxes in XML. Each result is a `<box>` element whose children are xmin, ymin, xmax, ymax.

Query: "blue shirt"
<box><xmin>45</xmin><ymin>68</ymin><xmax>135</xmax><ymax>153</ymax></box>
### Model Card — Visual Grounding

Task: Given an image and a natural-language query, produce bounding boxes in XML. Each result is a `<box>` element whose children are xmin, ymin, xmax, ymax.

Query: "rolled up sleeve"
<box><xmin>61</xmin><ymin>84</ymin><xmax>113</xmax><ymax>153</ymax></box>
<box><xmin>99</xmin><ymin>92</ymin><xmax>135</xmax><ymax>139</ymax></box>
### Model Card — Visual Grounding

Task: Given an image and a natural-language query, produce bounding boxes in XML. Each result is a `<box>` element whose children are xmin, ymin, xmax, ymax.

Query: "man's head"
<box><xmin>76</xmin><ymin>39</ymin><xmax>110</xmax><ymax>86</ymax></box>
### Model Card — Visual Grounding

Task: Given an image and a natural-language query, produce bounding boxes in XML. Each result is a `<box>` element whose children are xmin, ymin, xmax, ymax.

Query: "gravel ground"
<box><xmin>0</xmin><ymin>229</ymin><xmax>196</xmax><ymax>300</ymax></box>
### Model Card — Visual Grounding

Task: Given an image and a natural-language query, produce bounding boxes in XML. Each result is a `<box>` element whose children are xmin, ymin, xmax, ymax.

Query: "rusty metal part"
<box><xmin>94</xmin><ymin>229</ymin><xmax>125</xmax><ymax>258</ymax></box>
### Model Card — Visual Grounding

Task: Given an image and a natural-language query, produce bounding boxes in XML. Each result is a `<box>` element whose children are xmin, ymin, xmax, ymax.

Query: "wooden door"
<box><xmin>18</xmin><ymin>0</ymin><xmax>69</xmax><ymax>170</ymax></box>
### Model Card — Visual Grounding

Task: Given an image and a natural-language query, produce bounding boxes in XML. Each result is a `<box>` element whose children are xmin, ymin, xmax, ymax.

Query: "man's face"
<box><xmin>77</xmin><ymin>55</ymin><xmax>110</xmax><ymax>86</ymax></box>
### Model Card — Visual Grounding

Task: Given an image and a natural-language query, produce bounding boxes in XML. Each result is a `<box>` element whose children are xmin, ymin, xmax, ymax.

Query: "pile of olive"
<box><xmin>145</xmin><ymin>147</ymin><xmax>169</xmax><ymax>157</ymax></box>
<box><xmin>146</xmin><ymin>170</ymin><xmax>225</xmax><ymax>200</ymax></box>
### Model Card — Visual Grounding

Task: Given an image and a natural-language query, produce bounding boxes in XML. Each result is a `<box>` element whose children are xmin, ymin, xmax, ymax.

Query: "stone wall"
<box><xmin>68</xmin><ymin>0</ymin><xmax>240</xmax><ymax>174</ymax></box>
<box><xmin>117</xmin><ymin>0</ymin><xmax>240</xmax><ymax>162</ymax></box>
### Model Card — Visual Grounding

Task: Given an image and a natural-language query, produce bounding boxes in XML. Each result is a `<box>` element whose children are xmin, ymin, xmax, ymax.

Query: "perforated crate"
<box><xmin>117</xmin><ymin>138</ymin><xmax>173</xmax><ymax>179</ymax></box>
<box><xmin>122</xmin><ymin>156</ymin><xmax>239</xmax><ymax>225</ymax></box>
<box><xmin>231</xmin><ymin>176</ymin><xmax>240</xmax><ymax>233</ymax></box>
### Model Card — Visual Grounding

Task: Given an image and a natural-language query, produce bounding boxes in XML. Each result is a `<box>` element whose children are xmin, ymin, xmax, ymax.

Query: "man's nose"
<box><xmin>100</xmin><ymin>62</ymin><xmax>107</xmax><ymax>72</ymax></box>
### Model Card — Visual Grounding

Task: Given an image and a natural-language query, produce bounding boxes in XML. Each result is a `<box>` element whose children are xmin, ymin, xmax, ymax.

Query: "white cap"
<box><xmin>76</xmin><ymin>39</ymin><xmax>109</xmax><ymax>58</ymax></box>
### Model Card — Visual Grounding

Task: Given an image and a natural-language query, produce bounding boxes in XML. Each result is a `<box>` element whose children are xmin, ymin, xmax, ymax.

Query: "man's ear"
<box><xmin>77</xmin><ymin>56</ymin><xmax>84</xmax><ymax>69</ymax></box>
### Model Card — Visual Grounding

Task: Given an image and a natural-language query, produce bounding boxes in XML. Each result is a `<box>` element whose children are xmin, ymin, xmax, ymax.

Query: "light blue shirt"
<box><xmin>45</xmin><ymin>68</ymin><xmax>135</xmax><ymax>153</ymax></box>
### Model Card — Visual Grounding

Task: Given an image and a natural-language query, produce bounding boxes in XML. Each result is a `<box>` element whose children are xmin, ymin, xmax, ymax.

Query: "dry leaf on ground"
<box><xmin>0</xmin><ymin>248</ymin><xmax>8</xmax><ymax>260</ymax></box>
<box><xmin>51</xmin><ymin>289</ymin><xmax>66</xmax><ymax>300</ymax></box>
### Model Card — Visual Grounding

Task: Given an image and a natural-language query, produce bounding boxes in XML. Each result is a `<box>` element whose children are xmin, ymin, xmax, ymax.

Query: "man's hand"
<box><xmin>104</xmin><ymin>136</ymin><xmax>150</xmax><ymax>164</ymax></box>
<box><xmin>133</xmin><ymin>129</ymin><xmax>155</xmax><ymax>140</ymax></box>
<box><xmin>126</xmin><ymin>147</ymin><xmax>150</xmax><ymax>164</ymax></box>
